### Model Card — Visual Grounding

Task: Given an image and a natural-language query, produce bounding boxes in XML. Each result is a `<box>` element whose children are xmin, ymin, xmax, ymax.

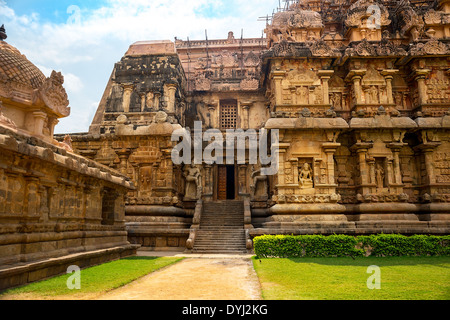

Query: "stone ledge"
<box><xmin>127</xmin><ymin>228</ymin><xmax>190</xmax><ymax>237</ymax></box>
<box><xmin>0</xmin><ymin>244</ymin><xmax>140</xmax><ymax>292</ymax></box>
<box><xmin>250</xmin><ymin>221</ymin><xmax>450</xmax><ymax>237</ymax></box>
<box><xmin>0</xmin><ymin>124</ymin><xmax>134</xmax><ymax>190</ymax></box>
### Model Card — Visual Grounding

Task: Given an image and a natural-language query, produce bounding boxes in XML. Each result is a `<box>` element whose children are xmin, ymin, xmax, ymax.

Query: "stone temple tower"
<box><xmin>65</xmin><ymin>0</ymin><xmax>450</xmax><ymax>253</ymax></box>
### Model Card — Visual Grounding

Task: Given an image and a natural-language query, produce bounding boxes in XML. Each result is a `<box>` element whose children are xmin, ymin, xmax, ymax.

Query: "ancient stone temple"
<box><xmin>0</xmin><ymin>25</ymin><xmax>138</xmax><ymax>290</ymax></box>
<box><xmin>64</xmin><ymin>0</ymin><xmax>450</xmax><ymax>253</ymax></box>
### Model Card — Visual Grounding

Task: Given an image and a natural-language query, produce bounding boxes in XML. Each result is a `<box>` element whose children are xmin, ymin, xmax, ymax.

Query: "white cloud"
<box><xmin>35</xmin><ymin>64</ymin><xmax>84</xmax><ymax>94</ymax></box>
<box><xmin>63</xmin><ymin>73</ymin><xmax>84</xmax><ymax>94</ymax></box>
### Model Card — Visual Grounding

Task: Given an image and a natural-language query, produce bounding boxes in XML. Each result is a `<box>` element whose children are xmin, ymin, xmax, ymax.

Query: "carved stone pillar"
<box><xmin>314</xmin><ymin>159</ymin><xmax>322</xmax><ymax>187</ymax></box>
<box><xmin>241</xmin><ymin>102</ymin><xmax>252</xmax><ymax>130</ymax></box>
<box><xmin>238</xmin><ymin>164</ymin><xmax>249</xmax><ymax>196</ymax></box>
<box><xmin>48</xmin><ymin>117</ymin><xmax>59</xmax><ymax>138</ymax></box>
<box><xmin>367</xmin><ymin>157</ymin><xmax>376</xmax><ymax>188</ymax></box>
<box><xmin>277</xmin><ymin>144</ymin><xmax>290</xmax><ymax>187</ymax></box>
<box><xmin>386</xmin><ymin>158</ymin><xmax>394</xmax><ymax>186</ymax></box>
<box><xmin>413</xmin><ymin>69</ymin><xmax>431</xmax><ymax>106</ymax></box>
<box><xmin>154</xmin><ymin>92</ymin><xmax>161</xmax><ymax>111</ymax></box>
<box><xmin>290</xmin><ymin>158</ymin><xmax>299</xmax><ymax>185</ymax></box>
<box><xmin>351</xmin><ymin>142</ymin><xmax>373</xmax><ymax>188</ymax></box>
<box><xmin>388</xmin><ymin>143</ymin><xmax>405</xmax><ymax>185</ymax></box>
<box><xmin>140</xmin><ymin>93</ymin><xmax>146</xmax><ymax>112</ymax></box>
<box><xmin>347</xmin><ymin>70</ymin><xmax>366</xmax><ymax>105</ymax></box>
<box><xmin>271</xmin><ymin>70</ymin><xmax>286</xmax><ymax>107</ymax></box>
<box><xmin>415</xmin><ymin>143</ymin><xmax>441</xmax><ymax>185</ymax></box>
<box><xmin>165</xmin><ymin>83</ymin><xmax>178</xmax><ymax>114</ymax></box>
<box><xmin>381</xmin><ymin>70</ymin><xmax>398</xmax><ymax>105</ymax></box>
<box><xmin>116</xmin><ymin>149</ymin><xmax>131</xmax><ymax>176</ymax></box>
<box><xmin>32</xmin><ymin>111</ymin><xmax>47</xmax><ymax>137</ymax></box>
<box><xmin>122</xmin><ymin>84</ymin><xmax>134</xmax><ymax>113</ymax></box>
<box><xmin>205</xmin><ymin>104</ymin><xmax>215</xmax><ymax>129</ymax></box>
<box><xmin>322</xmin><ymin>142</ymin><xmax>340</xmax><ymax>185</ymax></box>
<box><xmin>204</xmin><ymin>164</ymin><xmax>213</xmax><ymax>200</ymax></box>
<box><xmin>318</xmin><ymin>70</ymin><xmax>334</xmax><ymax>105</ymax></box>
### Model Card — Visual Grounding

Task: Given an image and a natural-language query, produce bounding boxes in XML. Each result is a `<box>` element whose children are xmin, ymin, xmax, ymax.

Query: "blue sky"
<box><xmin>0</xmin><ymin>0</ymin><xmax>277</xmax><ymax>133</ymax></box>
<box><xmin>5</xmin><ymin>0</ymin><xmax>108</xmax><ymax>23</ymax></box>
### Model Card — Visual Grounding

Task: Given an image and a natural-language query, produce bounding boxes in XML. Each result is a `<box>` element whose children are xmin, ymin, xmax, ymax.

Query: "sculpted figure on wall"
<box><xmin>299</xmin><ymin>162</ymin><xmax>314</xmax><ymax>189</ymax></box>
<box><xmin>0</xmin><ymin>101</ymin><xmax>16</xmax><ymax>128</ymax></box>
<box><xmin>251</xmin><ymin>165</ymin><xmax>268</xmax><ymax>199</ymax></box>
<box><xmin>375</xmin><ymin>162</ymin><xmax>385</xmax><ymax>189</ymax></box>
<box><xmin>184</xmin><ymin>164</ymin><xmax>202</xmax><ymax>200</ymax></box>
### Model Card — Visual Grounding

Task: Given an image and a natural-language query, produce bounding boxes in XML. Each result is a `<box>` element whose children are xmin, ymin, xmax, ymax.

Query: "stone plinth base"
<box><xmin>127</xmin><ymin>228</ymin><xmax>190</xmax><ymax>251</ymax></box>
<box><xmin>0</xmin><ymin>244</ymin><xmax>140</xmax><ymax>291</ymax></box>
<box><xmin>250</xmin><ymin>220</ymin><xmax>450</xmax><ymax>237</ymax></box>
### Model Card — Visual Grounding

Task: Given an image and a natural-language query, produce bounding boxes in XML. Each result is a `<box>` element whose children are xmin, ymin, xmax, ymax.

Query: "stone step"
<box><xmin>193</xmin><ymin>201</ymin><xmax>246</xmax><ymax>253</ymax></box>
<box><xmin>201</xmin><ymin>221</ymin><xmax>243</xmax><ymax>224</ymax></box>
<box><xmin>196</xmin><ymin>234</ymin><xmax>244</xmax><ymax>238</ymax></box>
<box><xmin>191</xmin><ymin>250</ymin><xmax>247</xmax><ymax>254</ymax></box>
<box><xmin>193</xmin><ymin>246</ymin><xmax>247</xmax><ymax>250</ymax></box>
<box><xmin>195</xmin><ymin>240</ymin><xmax>245</xmax><ymax>244</ymax></box>
<box><xmin>195</xmin><ymin>237</ymin><xmax>245</xmax><ymax>240</ymax></box>
<box><xmin>202</xmin><ymin>219</ymin><xmax>243</xmax><ymax>221</ymax></box>
<box><xmin>193</xmin><ymin>246</ymin><xmax>247</xmax><ymax>249</ymax></box>
<box><xmin>196</xmin><ymin>233</ymin><xmax>245</xmax><ymax>237</ymax></box>
<box><xmin>201</xmin><ymin>224</ymin><xmax>243</xmax><ymax>226</ymax></box>
<box><xmin>196</xmin><ymin>231</ymin><xmax>245</xmax><ymax>235</ymax></box>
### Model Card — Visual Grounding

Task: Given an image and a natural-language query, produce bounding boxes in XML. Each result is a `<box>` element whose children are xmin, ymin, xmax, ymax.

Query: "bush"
<box><xmin>253</xmin><ymin>234</ymin><xmax>450</xmax><ymax>258</ymax></box>
<box><xmin>253</xmin><ymin>234</ymin><xmax>365</xmax><ymax>258</ymax></box>
<box><xmin>357</xmin><ymin>234</ymin><xmax>450</xmax><ymax>257</ymax></box>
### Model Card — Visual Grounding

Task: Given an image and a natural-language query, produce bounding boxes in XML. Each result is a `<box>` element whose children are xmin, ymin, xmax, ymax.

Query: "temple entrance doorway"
<box><xmin>217</xmin><ymin>165</ymin><xmax>236</xmax><ymax>200</ymax></box>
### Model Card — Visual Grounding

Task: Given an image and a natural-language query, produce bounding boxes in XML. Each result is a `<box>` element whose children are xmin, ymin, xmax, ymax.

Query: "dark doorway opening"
<box><xmin>226</xmin><ymin>165</ymin><xmax>236</xmax><ymax>200</ymax></box>
<box><xmin>218</xmin><ymin>165</ymin><xmax>236</xmax><ymax>200</ymax></box>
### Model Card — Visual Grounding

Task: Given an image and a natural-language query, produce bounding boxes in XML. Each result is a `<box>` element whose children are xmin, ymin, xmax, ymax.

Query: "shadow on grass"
<box><xmin>121</xmin><ymin>256</ymin><xmax>159</xmax><ymax>261</ymax></box>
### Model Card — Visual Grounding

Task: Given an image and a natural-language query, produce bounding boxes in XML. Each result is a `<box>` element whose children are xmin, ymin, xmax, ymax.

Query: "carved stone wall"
<box><xmin>0</xmin><ymin>124</ymin><xmax>137</xmax><ymax>290</ymax></box>
<box><xmin>66</xmin><ymin>0</ymin><xmax>450</xmax><ymax>246</ymax></box>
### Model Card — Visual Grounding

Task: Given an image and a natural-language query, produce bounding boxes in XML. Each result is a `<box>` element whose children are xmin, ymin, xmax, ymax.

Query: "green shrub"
<box><xmin>357</xmin><ymin>234</ymin><xmax>450</xmax><ymax>257</ymax></box>
<box><xmin>253</xmin><ymin>234</ymin><xmax>365</xmax><ymax>258</ymax></box>
<box><xmin>253</xmin><ymin>234</ymin><xmax>450</xmax><ymax>258</ymax></box>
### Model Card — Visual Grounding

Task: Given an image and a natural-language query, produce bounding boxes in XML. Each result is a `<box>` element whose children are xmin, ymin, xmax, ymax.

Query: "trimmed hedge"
<box><xmin>253</xmin><ymin>234</ymin><xmax>450</xmax><ymax>258</ymax></box>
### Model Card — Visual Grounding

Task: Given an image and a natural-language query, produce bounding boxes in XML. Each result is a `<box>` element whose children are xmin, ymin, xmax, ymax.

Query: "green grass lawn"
<box><xmin>252</xmin><ymin>256</ymin><xmax>450</xmax><ymax>300</ymax></box>
<box><xmin>0</xmin><ymin>256</ymin><xmax>183</xmax><ymax>300</ymax></box>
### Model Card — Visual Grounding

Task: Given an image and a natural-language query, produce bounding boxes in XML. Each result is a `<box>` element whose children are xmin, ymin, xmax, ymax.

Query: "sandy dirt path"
<box><xmin>97</xmin><ymin>258</ymin><xmax>262</xmax><ymax>300</ymax></box>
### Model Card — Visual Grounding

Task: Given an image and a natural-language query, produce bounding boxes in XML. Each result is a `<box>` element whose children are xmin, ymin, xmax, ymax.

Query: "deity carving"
<box><xmin>299</xmin><ymin>162</ymin><xmax>314</xmax><ymax>189</ymax></box>
<box><xmin>296</xmin><ymin>86</ymin><xmax>309</xmax><ymax>104</ymax></box>
<box><xmin>375</xmin><ymin>162</ymin><xmax>385</xmax><ymax>189</ymax></box>
<box><xmin>184</xmin><ymin>164</ymin><xmax>202</xmax><ymax>200</ymax></box>
<box><xmin>331</xmin><ymin>93</ymin><xmax>342</xmax><ymax>110</ymax></box>
<box><xmin>0</xmin><ymin>101</ymin><xmax>16</xmax><ymax>128</ymax></box>
<box><xmin>250</xmin><ymin>165</ymin><xmax>268</xmax><ymax>199</ymax></box>
<box><xmin>367</xmin><ymin>86</ymin><xmax>379</xmax><ymax>104</ymax></box>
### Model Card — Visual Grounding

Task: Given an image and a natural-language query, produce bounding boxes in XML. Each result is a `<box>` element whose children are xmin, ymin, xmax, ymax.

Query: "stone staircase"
<box><xmin>192</xmin><ymin>201</ymin><xmax>247</xmax><ymax>254</ymax></box>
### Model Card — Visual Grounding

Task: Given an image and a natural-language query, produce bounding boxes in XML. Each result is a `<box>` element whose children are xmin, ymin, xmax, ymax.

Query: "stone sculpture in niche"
<box><xmin>299</xmin><ymin>162</ymin><xmax>314</xmax><ymax>189</ymax></box>
<box><xmin>375</xmin><ymin>162</ymin><xmax>385</xmax><ymax>189</ymax></box>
